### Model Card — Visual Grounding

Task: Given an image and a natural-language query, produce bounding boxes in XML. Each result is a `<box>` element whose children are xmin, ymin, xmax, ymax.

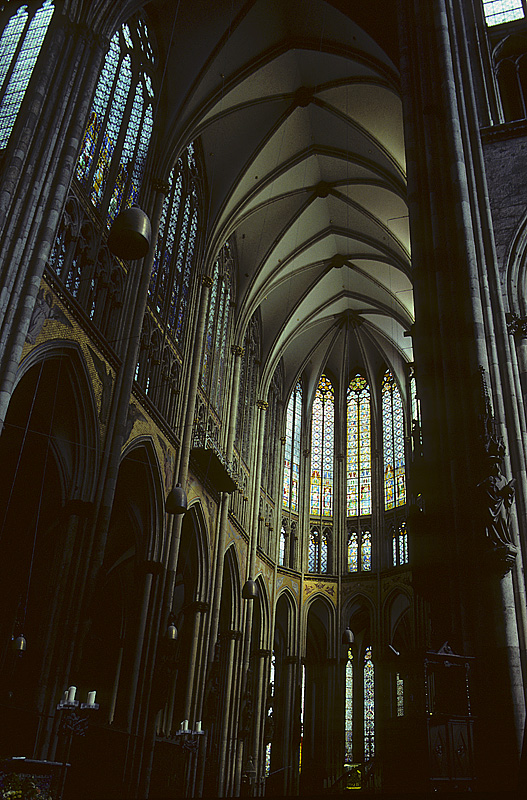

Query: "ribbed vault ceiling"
<box><xmin>149</xmin><ymin>0</ymin><xmax>412</xmax><ymax>401</ymax></box>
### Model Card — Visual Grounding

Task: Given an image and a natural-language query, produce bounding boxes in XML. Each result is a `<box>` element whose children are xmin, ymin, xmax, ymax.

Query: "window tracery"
<box><xmin>283</xmin><ymin>380</ymin><xmax>302</xmax><ymax>512</ymax></box>
<box><xmin>382</xmin><ymin>370</ymin><xmax>406</xmax><ymax>510</ymax></box>
<box><xmin>364</xmin><ymin>646</ymin><xmax>375</xmax><ymax>760</ymax></box>
<box><xmin>148</xmin><ymin>143</ymin><xmax>201</xmax><ymax>345</ymax></box>
<box><xmin>310</xmin><ymin>374</ymin><xmax>334</xmax><ymax>517</ymax></box>
<box><xmin>347</xmin><ymin>374</ymin><xmax>371</xmax><ymax>517</ymax></box>
<box><xmin>201</xmin><ymin>243</ymin><xmax>234</xmax><ymax>415</ymax></box>
<box><xmin>76</xmin><ymin>17</ymin><xmax>155</xmax><ymax>226</ymax></box>
<box><xmin>308</xmin><ymin>525</ymin><xmax>328</xmax><ymax>573</ymax></box>
<box><xmin>0</xmin><ymin>0</ymin><xmax>54</xmax><ymax>149</ymax></box>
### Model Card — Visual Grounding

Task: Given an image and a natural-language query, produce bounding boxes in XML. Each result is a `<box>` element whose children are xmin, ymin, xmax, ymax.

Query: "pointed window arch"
<box><xmin>148</xmin><ymin>142</ymin><xmax>200</xmax><ymax>344</ymax></box>
<box><xmin>0</xmin><ymin>0</ymin><xmax>55</xmax><ymax>149</ymax></box>
<box><xmin>348</xmin><ymin>528</ymin><xmax>371</xmax><ymax>573</ymax></box>
<box><xmin>283</xmin><ymin>380</ymin><xmax>302</xmax><ymax>511</ymax></box>
<box><xmin>345</xmin><ymin>647</ymin><xmax>353</xmax><ymax>762</ymax></box>
<box><xmin>279</xmin><ymin>524</ymin><xmax>286</xmax><ymax>566</ymax></box>
<box><xmin>308</xmin><ymin>526</ymin><xmax>328</xmax><ymax>573</ymax></box>
<box><xmin>201</xmin><ymin>243</ymin><xmax>233</xmax><ymax>412</ymax></box>
<box><xmin>392</xmin><ymin>521</ymin><xmax>408</xmax><ymax>566</ymax></box>
<box><xmin>482</xmin><ymin>1</ymin><xmax>525</xmax><ymax>26</ymax></box>
<box><xmin>76</xmin><ymin>17</ymin><xmax>155</xmax><ymax>226</ymax></box>
<box><xmin>310</xmin><ymin>374</ymin><xmax>334</xmax><ymax>517</ymax></box>
<box><xmin>347</xmin><ymin>374</ymin><xmax>371</xmax><ymax>516</ymax></box>
<box><xmin>382</xmin><ymin>370</ymin><xmax>406</xmax><ymax>510</ymax></box>
<box><xmin>364</xmin><ymin>646</ymin><xmax>375</xmax><ymax>760</ymax></box>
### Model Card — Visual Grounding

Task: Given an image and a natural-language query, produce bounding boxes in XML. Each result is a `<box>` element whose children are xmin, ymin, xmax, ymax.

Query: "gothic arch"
<box><xmin>304</xmin><ymin>594</ymin><xmax>336</xmax><ymax>660</ymax></box>
<box><xmin>13</xmin><ymin>340</ymin><xmax>100</xmax><ymax>498</ymax></box>
<box><xmin>221</xmin><ymin>543</ymin><xmax>243</xmax><ymax>633</ymax></box>
<box><xmin>274</xmin><ymin>588</ymin><xmax>298</xmax><ymax>654</ymax></box>
<box><xmin>120</xmin><ymin>435</ymin><xmax>165</xmax><ymax>560</ymax></box>
<box><xmin>382</xmin><ymin>589</ymin><xmax>412</xmax><ymax>649</ymax></box>
<box><xmin>184</xmin><ymin>501</ymin><xmax>211</xmax><ymax>602</ymax></box>
<box><xmin>254</xmin><ymin>573</ymin><xmax>271</xmax><ymax>649</ymax></box>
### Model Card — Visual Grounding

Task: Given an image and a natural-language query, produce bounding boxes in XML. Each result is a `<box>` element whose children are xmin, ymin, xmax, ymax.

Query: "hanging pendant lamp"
<box><xmin>107</xmin><ymin>205</ymin><xmax>152</xmax><ymax>260</ymax></box>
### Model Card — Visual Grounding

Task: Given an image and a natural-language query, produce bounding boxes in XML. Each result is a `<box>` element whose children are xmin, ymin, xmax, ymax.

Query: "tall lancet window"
<box><xmin>345</xmin><ymin>648</ymin><xmax>353</xmax><ymax>762</ymax></box>
<box><xmin>310</xmin><ymin>374</ymin><xmax>334</xmax><ymax>517</ymax></box>
<box><xmin>201</xmin><ymin>243</ymin><xmax>232</xmax><ymax>412</ymax></box>
<box><xmin>364</xmin><ymin>646</ymin><xmax>375</xmax><ymax>760</ymax></box>
<box><xmin>0</xmin><ymin>1</ymin><xmax>55</xmax><ymax>149</ymax></box>
<box><xmin>482</xmin><ymin>1</ymin><xmax>525</xmax><ymax>26</ymax></box>
<box><xmin>347</xmin><ymin>374</ymin><xmax>371</xmax><ymax>516</ymax></box>
<box><xmin>308</xmin><ymin>526</ymin><xmax>328</xmax><ymax>573</ymax></box>
<box><xmin>148</xmin><ymin>142</ymin><xmax>200</xmax><ymax>344</ymax></box>
<box><xmin>283</xmin><ymin>380</ymin><xmax>302</xmax><ymax>511</ymax></box>
<box><xmin>76</xmin><ymin>18</ymin><xmax>154</xmax><ymax>226</ymax></box>
<box><xmin>382</xmin><ymin>370</ymin><xmax>406</xmax><ymax>510</ymax></box>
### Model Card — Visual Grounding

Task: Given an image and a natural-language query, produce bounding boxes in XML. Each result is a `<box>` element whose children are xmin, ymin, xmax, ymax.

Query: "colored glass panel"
<box><xmin>348</xmin><ymin>531</ymin><xmax>358</xmax><ymax>572</ymax></box>
<box><xmin>0</xmin><ymin>1</ymin><xmax>54</xmax><ymax>149</ymax></box>
<box><xmin>347</xmin><ymin>374</ymin><xmax>371</xmax><ymax>517</ymax></box>
<box><xmin>283</xmin><ymin>381</ymin><xmax>302</xmax><ymax>511</ymax></box>
<box><xmin>345</xmin><ymin>650</ymin><xmax>353</xmax><ymax>761</ymax></box>
<box><xmin>77</xmin><ymin>31</ymin><xmax>120</xmax><ymax>185</ymax></box>
<box><xmin>364</xmin><ymin>646</ymin><xmax>375</xmax><ymax>760</ymax></box>
<box><xmin>396</xmin><ymin>673</ymin><xmax>404</xmax><ymax>717</ymax></box>
<box><xmin>482</xmin><ymin>1</ymin><xmax>524</xmax><ymax>26</ymax></box>
<box><xmin>310</xmin><ymin>374</ymin><xmax>334</xmax><ymax>516</ymax></box>
<box><xmin>308</xmin><ymin>529</ymin><xmax>318</xmax><ymax>572</ymax></box>
<box><xmin>280</xmin><ymin>527</ymin><xmax>286</xmax><ymax>565</ymax></box>
<box><xmin>399</xmin><ymin>521</ymin><xmax>408</xmax><ymax>564</ymax></box>
<box><xmin>361</xmin><ymin>530</ymin><xmax>371</xmax><ymax>571</ymax></box>
<box><xmin>382</xmin><ymin>371</ymin><xmax>406</xmax><ymax>510</ymax></box>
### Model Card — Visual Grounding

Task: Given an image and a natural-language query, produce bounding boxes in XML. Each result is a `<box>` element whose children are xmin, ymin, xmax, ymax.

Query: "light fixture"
<box><xmin>12</xmin><ymin>634</ymin><xmax>26</xmax><ymax>654</ymax></box>
<box><xmin>166</xmin><ymin>622</ymin><xmax>178</xmax><ymax>641</ymax></box>
<box><xmin>107</xmin><ymin>205</ymin><xmax>152</xmax><ymax>260</ymax></box>
<box><xmin>165</xmin><ymin>483</ymin><xmax>187</xmax><ymax>515</ymax></box>
<box><xmin>342</xmin><ymin>628</ymin><xmax>354</xmax><ymax>645</ymax></box>
<box><xmin>242</xmin><ymin>578</ymin><xmax>258</xmax><ymax>600</ymax></box>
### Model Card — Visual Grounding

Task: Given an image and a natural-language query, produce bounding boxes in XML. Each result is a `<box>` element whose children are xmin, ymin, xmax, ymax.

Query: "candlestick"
<box><xmin>195</xmin><ymin>720</ymin><xmax>202</xmax><ymax>733</ymax></box>
<box><xmin>87</xmin><ymin>691</ymin><xmax>96</xmax><ymax>706</ymax></box>
<box><xmin>67</xmin><ymin>686</ymin><xmax>76</xmax><ymax>704</ymax></box>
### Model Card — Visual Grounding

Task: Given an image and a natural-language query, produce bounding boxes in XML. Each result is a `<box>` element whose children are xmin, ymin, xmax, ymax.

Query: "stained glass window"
<box><xmin>201</xmin><ymin>243</ymin><xmax>232</xmax><ymax>412</ymax></box>
<box><xmin>396</xmin><ymin>672</ymin><xmax>404</xmax><ymax>717</ymax></box>
<box><xmin>348</xmin><ymin>531</ymin><xmax>358</xmax><ymax>572</ymax></box>
<box><xmin>482</xmin><ymin>1</ymin><xmax>525</xmax><ymax>26</ymax></box>
<box><xmin>310</xmin><ymin>374</ymin><xmax>334</xmax><ymax>516</ymax></box>
<box><xmin>0</xmin><ymin>1</ymin><xmax>54</xmax><ymax>149</ymax></box>
<box><xmin>345</xmin><ymin>648</ymin><xmax>353</xmax><ymax>761</ymax></box>
<box><xmin>279</xmin><ymin>525</ymin><xmax>286</xmax><ymax>566</ymax></box>
<box><xmin>364</xmin><ymin>646</ymin><xmax>375</xmax><ymax>760</ymax></box>
<box><xmin>283</xmin><ymin>380</ymin><xmax>302</xmax><ymax>511</ymax></box>
<box><xmin>76</xmin><ymin>17</ymin><xmax>155</xmax><ymax>226</ymax></box>
<box><xmin>148</xmin><ymin>144</ymin><xmax>200</xmax><ymax>345</ymax></box>
<box><xmin>392</xmin><ymin>521</ymin><xmax>408</xmax><ymax>566</ymax></box>
<box><xmin>382</xmin><ymin>370</ymin><xmax>406</xmax><ymax>510</ymax></box>
<box><xmin>308</xmin><ymin>527</ymin><xmax>328</xmax><ymax>573</ymax></box>
<box><xmin>361</xmin><ymin>530</ymin><xmax>372</xmax><ymax>571</ymax></box>
<box><xmin>265</xmin><ymin>651</ymin><xmax>276</xmax><ymax>777</ymax></box>
<box><xmin>347</xmin><ymin>374</ymin><xmax>371</xmax><ymax>516</ymax></box>
<box><xmin>348</xmin><ymin>529</ymin><xmax>371</xmax><ymax>572</ymax></box>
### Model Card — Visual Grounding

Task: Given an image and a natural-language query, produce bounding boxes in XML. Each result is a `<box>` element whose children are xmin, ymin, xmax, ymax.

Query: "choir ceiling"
<box><xmin>148</xmin><ymin>0</ymin><xmax>413</xmax><ymax>397</ymax></box>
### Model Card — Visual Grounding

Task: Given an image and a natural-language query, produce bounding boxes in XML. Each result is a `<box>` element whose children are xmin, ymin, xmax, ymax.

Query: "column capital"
<box><xmin>231</xmin><ymin>345</ymin><xmax>244</xmax><ymax>357</ymax></box>
<box><xmin>225</xmin><ymin>629</ymin><xmax>243</xmax><ymax>641</ymax></box>
<box><xmin>202</xmin><ymin>274</ymin><xmax>214</xmax><ymax>288</ymax></box>
<box><xmin>280</xmin><ymin>436</ymin><xmax>286</xmax><ymax>445</ymax></box>
<box><xmin>507</xmin><ymin>312</ymin><xmax>527</xmax><ymax>339</ymax></box>
<box><xmin>256</xmin><ymin>648</ymin><xmax>272</xmax><ymax>658</ymax></box>
<box><xmin>189</xmin><ymin>601</ymin><xmax>210</xmax><ymax>614</ymax></box>
<box><xmin>257</xmin><ymin>400</ymin><xmax>268</xmax><ymax>410</ymax></box>
<box><xmin>152</xmin><ymin>177</ymin><xmax>171</xmax><ymax>195</ymax></box>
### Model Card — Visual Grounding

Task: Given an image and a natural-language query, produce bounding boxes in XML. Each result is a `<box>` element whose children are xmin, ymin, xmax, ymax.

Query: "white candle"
<box><xmin>62</xmin><ymin>690</ymin><xmax>68</xmax><ymax>704</ymax></box>
<box><xmin>87</xmin><ymin>691</ymin><xmax>96</xmax><ymax>706</ymax></box>
<box><xmin>181</xmin><ymin>719</ymin><xmax>188</xmax><ymax>731</ymax></box>
<box><xmin>195</xmin><ymin>721</ymin><xmax>202</xmax><ymax>733</ymax></box>
<box><xmin>67</xmin><ymin>686</ymin><xmax>76</xmax><ymax>703</ymax></box>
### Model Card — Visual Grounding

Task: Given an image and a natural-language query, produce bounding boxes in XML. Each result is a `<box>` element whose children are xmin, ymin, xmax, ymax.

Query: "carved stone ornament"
<box><xmin>476</xmin><ymin>375</ymin><xmax>518</xmax><ymax>576</ymax></box>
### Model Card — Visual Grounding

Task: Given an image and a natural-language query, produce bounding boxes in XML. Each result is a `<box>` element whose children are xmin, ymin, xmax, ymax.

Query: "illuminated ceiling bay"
<box><xmin>168</xmin><ymin>0</ymin><xmax>413</xmax><ymax>396</ymax></box>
